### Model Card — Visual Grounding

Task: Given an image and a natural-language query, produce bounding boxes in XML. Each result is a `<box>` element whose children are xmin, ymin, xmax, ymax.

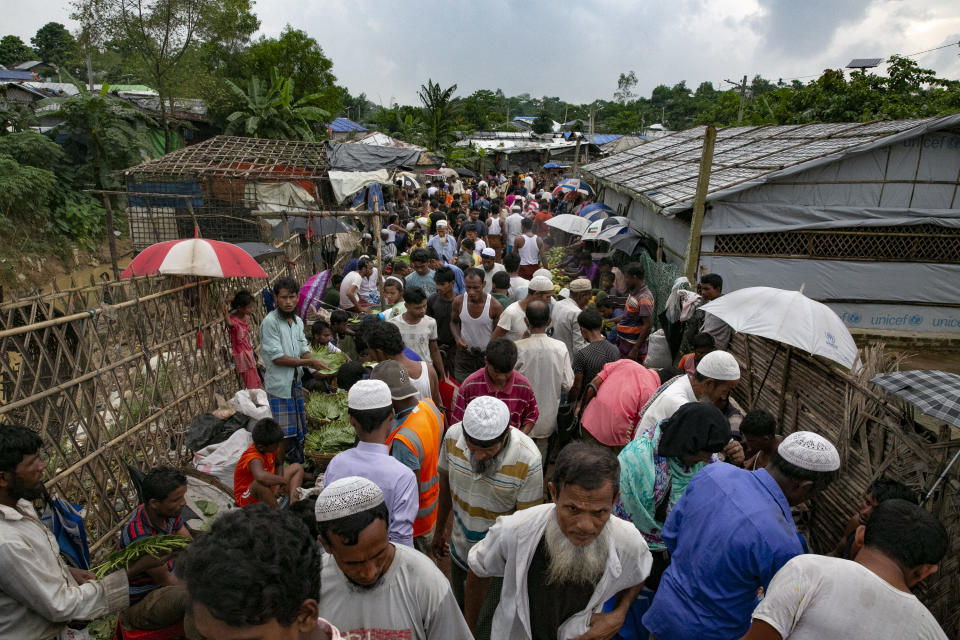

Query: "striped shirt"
<box><xmin>451</xmin><ymin>369</ymin><xmax>539</xmax><ymax>431</ymax></box>
<box><xmin>118</xmin><ymin>505</ymin><xmax>183</xmax><ymax>603</ymax></box>
<box><xmin>438</xmin><ymin>422</ymin><xmax>543</xmax><ymax>569</ymax></box>
<box><xmin>616</xmin><ymin>284</ymin><xmax>655</xmax><ymax>344</ymax></box>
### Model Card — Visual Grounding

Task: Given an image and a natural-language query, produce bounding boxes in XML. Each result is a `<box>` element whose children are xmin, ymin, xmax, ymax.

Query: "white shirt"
<box><xmin>469</xmin><ymin>504</ymin><xmax>653</xmax><ymax>640</ymax></box>
<box><xmin>752</xmin><ymin>554</ymin><xmax>947</xmax><ymax>640</ymax></box>
<box><xmin>481</xmin><ymin>262</ymin><xmax>506</xmax><ymax>294</ymax></box>
<box><xmin>550</xmin><ymin>297</ymin><xmax>588</xmax><ymax>359</ymax></box>
<box><xmin>0</xmin><ymin>500</ymin><xmax>130</xmax><ymax>639</ymax></box>
<box><xmin>390</xmin><ymin>314</ymin><xmax>438</xmax><ymax>365</ymax></box>
<box><xmin>504</xmin><ymin>213</ymin><xmax>525</xmax><ymax>245</ymax></box>
<box><xmin>474</xmin><ymin>238</ymin><xmax>487</xmax><ymax>255</ymax></box>
<box><xmin>633</xmin><ymin>374</ymin><xmax>696</xmax><ymax>439</ymax></box>
<box><xmin>427</xmin><ymin>186</ymin><xmax>439</xmax><ymax>197</ymax></box>
<box><xmin>509</xmin><ymin>275</ymin><xmax>530</xmax><ymax>303</ymax></box>
<box><xmin>339</xmin><ymin>270</ymin><xmax>363</xmax><ymax>308</ymax></box>
<box><xmin>515</xmin><ymin>334</ymin><xmax>574</xmax><ymax>437</ymax></box>
<box><xmin>358</xmin><ymin>267</ymin><xmax>379</xmax><ymax>300</ymax></box>
<box><xmin>496</xmin><ymin>301</ymin><xmax>529</xmax><ymax>342</ymax></box>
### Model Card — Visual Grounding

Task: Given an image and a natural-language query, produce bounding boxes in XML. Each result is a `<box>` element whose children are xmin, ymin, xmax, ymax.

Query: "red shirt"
<box><xmin>451</xmin><ymin>369</ymin><xmax>539</xmax><ymax>432</ymax></box>
<box><xmin>234</xmin><ymin>444</ymin><xmax>276</xmax><ymax>506</ymax></box>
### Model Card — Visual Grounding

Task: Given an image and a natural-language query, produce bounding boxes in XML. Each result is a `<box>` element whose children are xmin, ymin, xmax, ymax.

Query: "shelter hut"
<box><xmin>583</xmin><ymin>115</ymin><xmax>960</xmax><ymax>337</ymax></box>
<box><xmin>122</xmin><ymin>135</ymin><xmax>332</xmax><ymax>251</ymax></box>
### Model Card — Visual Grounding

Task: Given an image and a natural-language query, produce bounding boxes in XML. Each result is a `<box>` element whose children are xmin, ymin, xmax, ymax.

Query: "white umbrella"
<box><xmin>700</xmin><ymin>286</ymin><xmax>859</xmax><ymax>368</ymax></box>
<box><xmin>546</xmin><ymin>215</ymin><xmax>590</xmax><ymax>235</ymax></box>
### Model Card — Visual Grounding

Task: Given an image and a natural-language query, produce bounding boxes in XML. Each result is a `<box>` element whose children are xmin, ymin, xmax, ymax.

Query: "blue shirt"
<box><xmin>643</xmin><ymin>465</ymin><xmax>804</xmax><ymax>640</ymax></box>
<box><xmin>405</xmin><ymin>270</ymin><xmax>437</xmax><ymax>296</ymax></box>
<box><xmin>448</xmin><ymin>264</ymin><xmax>466</xmax><ymax>295</ymax></box>
<box><xmin>259</xmin><ymin>310</ymin><xmax>310</xmax><ymax>398</ymax></box>
<box><xmin>427</xmin><ymin>234</ymin><xmax>458</xmax><ymax>263</ymax></box>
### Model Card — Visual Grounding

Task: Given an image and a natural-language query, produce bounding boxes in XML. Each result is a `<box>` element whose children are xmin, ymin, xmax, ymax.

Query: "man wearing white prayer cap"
<box><xmin>491</xmin><ymin>274</ymin><xmax>554</xmax><ymax>343</ymax></box>
<box><xmin>479</xmin><ymin>247</ymin><xmax>505</xmax><ymax>294</ymax></box>
<box><xmin>433</xmin><ymin>396</ymin><xmax>543</xmax><ymax>640</ymax></box>
<box><xmin>643</xmin><ymin>431</ymin><xmax>841</xmax><ymax>640</ymax></box>
<box><xmin>632</xmin><ymin>351</ymin><xmax>745</xmax><ymax>465</ymax></box>
<box><xmin>316</xmin><ymin>477</ymin><xmax>473</xmax><ymax>639</ymax></box>
<box><xmin>321</xmin><ymin>380</ymin><xmax>419</xmax><ymax>547</ymax></box>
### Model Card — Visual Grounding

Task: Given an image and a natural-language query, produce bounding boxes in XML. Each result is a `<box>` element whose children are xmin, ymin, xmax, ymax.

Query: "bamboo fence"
<box><xmin>729</xmin><ymin>334</ymin><xmax>960</xmax><ymax>635</ymax></box>
<box><xmin>0</xmin><ymin>236</ymin><xmax>312</xmax><ymax>554</ymax></box>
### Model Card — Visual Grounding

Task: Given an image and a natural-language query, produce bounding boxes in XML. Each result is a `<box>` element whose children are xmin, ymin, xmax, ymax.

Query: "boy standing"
<box><xmin>390</xmin><ymin>287</ymin><xmax>445</xmax><ymax>380</ymax></box>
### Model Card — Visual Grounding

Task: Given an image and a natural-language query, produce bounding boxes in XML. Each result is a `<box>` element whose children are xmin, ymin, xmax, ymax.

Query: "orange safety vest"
<box><xmin>387</xmin><ymin>398</ymin><xmax>444</xmax><ymax>537</ymax></box>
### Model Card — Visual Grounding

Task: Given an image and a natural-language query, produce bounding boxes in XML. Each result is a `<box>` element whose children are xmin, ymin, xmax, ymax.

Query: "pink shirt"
<box><xmin>581</xmin><ymin>360</ymin><xmax>662</xmax><ymax>446</ymax></box>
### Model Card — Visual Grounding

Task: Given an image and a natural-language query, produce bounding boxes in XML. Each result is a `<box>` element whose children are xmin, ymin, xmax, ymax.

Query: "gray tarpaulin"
<box><xmin>702</xmin><ymin>204</ymin><xmax>960</xmax><ymax>235</ymax></box>
<box><xmin>326</xmin><ymin>142</ymin><xmax>421</xmax><ymax>172</ymax></box>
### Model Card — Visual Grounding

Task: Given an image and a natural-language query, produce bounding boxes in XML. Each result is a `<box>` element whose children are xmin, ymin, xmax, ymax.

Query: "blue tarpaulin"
<box><xmin>327</xmin><ymin>117</ymin><xmax>368</xmax><ymax>133</ymax></box>
<box><xmin>128</xmin><ymin>180</ymin><xmax>203</xmax><ymax>208</ymax></box>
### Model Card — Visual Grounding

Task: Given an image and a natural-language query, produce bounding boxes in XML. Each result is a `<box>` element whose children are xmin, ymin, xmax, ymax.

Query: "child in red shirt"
<box><xmin>234</xmin><ymin>418</ymin><xmax>303</xmax><ymax>508</ymax></box>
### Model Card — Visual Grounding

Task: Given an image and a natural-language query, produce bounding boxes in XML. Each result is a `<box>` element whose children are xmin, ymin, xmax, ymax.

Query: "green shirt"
<box><xmin>259</xmin><ymin>310</ymin><xmax>310</xmax><ymax>398</ymax></box>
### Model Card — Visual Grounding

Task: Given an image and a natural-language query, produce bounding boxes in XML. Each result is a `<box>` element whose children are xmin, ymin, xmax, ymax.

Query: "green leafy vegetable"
<box><xmin>92</xmin><ymin>534</ymin><xmax>190</xmax><ymax>578</ymax></box>
<box><xmin>305</xmin><ymin>391</ymin><xmax>355</xmax><ymax>454</ymax></box>
<box><xmin>194</xmin><ymin>499</ymin><xmax>218</xmax><ymax>517</ymax></box>
<box><xmin>309</xmin><ymin>349</ymin><xmax>347</xmax><ymax>374</ymax></box>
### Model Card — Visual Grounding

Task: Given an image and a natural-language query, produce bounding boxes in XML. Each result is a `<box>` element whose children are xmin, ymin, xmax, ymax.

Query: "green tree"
<box><xmin>0</xmin><ymin>35</ymin><xmax>33</xmax><ymax>66</ymax></box>
<box><xmin>614</xmin><ymin>70</ymin><xmax>638</xmax><ymax>104</ymax></box>
<box><xmin>0</xmin><ymin>89</ymin><xmax>38</xmax><ymax>133</ymax></box>
<box><xmin>532</xmin><ymin>109</ymin><xmax>553</xmax><ymax>134</ymax></box>
<box><xmin>418</xmin><ymin>79</ymin><xmax>459</xmax><ymax>151</ymax></box>
<box><xmin>31</xmin><ymin>22</ymin><xmax>77</xmax><ymax>66</ymax></box>
<box><xmin>225</xmin><ymin>69</ymin><xmax>330</xmax><ymax>141</ymax></box>
<box><xmin>459</xmin><ymin>89</ymin><xmax>505</xmax><ymax>130</ymax></box>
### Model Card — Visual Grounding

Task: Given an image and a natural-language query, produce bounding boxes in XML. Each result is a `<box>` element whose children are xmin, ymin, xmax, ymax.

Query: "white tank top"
<box><xmin>488</xmin><ymin>215</ymin><xmax>501</xmax><ymax>235</ymax></box>
<box><xmin>410</xmin><ymin>361</ymin><xmax>432</xmax><ymax>400</ymax></box>
<box><xmin>459</xmin><ymin>294</ymin><xmax>493</xmax><ymax>349</ymax></box>
<box><xmin>518</xmin><ymin>233</ymin><xmax>540</xmax><ymax>266</ymax></box>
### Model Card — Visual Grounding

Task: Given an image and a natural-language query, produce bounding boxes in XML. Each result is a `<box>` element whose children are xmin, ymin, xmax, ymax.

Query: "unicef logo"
<box><xmin>848</xmin><ymin>313</ymin><xmax>861</xmax><ymax>324</ymax></box>
<box><xmin>824</xmin><ymin>332</ymin><xmax>837</xmax><ymax>349</ymax></box>
<box><xmin>909</xmin><ymin>315</ymin><xmax>924</xmax><ymax>326</ymax></box>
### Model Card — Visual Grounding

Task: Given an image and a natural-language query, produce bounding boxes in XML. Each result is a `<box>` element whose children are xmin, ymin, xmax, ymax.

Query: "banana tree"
<box><xmin>225</xmin><ymin>68</ymin><xmax>330</xmax><ymax>141</ymax></box>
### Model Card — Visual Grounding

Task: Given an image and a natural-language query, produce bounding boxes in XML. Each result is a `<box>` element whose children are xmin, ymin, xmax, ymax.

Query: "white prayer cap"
<box><xmin>315</xmin><ymin>476</ymin><xmax>384</xmax><ymax>522</ymax></box>
<box><xmin>778</xmin><ymin>431</ymin><xmax>840</xmax><ymax>472</ymax></box>
<box><xmin>696</xmin><ymin>351</ymin><xmax>741</xmax><ymax>381</ymax></box>
<box><xmin>347</xmin><ymin>379</ymin><xmax>393</xmax><ymax>410</ymax></box>
<box><xmin>528</xmin><ymin>276</ymin><xmax>554</xmax><ymax>292</ymax></box>
<box><xmin>406</xmin><ymin>222</ymin><xmax>415</xmax><ymax>232</ymax></box>
<box><xmin>533</xmin><ymin>268</ymin><xmax>552</xmax><ymax>280</ymax></box>
<box><xmin>511</xmin><ymin>205</ymin><xmax>522</xmax><ymax>212</ymax></box>
<box><xmin>436</xmin><ymin>219</ymin><xmax>448</xmax><ymax>228</ymax></box>
<box><xmin>557</xmin><ymin>288</ymin><xmax>570</xmax><ymax>299</ymax></box>
<box><xmin>481</xmin><ymin>247</ymin><xmax>496</xmax><ymax>257</ymax></box>
<box><xmin>416</xmin><ymin>216</ymin><xmax>429</xmax><ymax>228</ymax></box>
<box><xmin>463</xmin><ymin>396</ymin><xmax>510</xmax><ymax>441</ymax></box>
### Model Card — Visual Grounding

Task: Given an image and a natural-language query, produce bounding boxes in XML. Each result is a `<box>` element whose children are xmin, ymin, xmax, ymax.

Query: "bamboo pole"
<box><xmin>101</xmin><ymin>195</ymin><xmax>121</xmax><ymax>280</ymax></box>
<box><xmin>683</xmin><ymin>124</ymin><xmax>717</xmax><ymax>283</ymax></box>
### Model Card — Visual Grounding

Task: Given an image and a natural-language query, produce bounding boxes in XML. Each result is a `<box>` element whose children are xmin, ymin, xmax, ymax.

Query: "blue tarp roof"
<box><xmin>328</xmin><ymin>117</ymin><xmax>367</xmax><ymax>133</ymax></box>
<box><xmin>0</xmin><ymin>70</ymin><xmax>37</xmax><ymax>81</ymax></box>
<box><xmin>562</xmin><ymin>132</ymin><xmax>623</xmax><ymax>145</ymax></box>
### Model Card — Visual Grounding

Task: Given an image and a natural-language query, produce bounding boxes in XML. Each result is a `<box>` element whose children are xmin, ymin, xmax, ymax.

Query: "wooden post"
<box><xmin>374</xmin><ymin>202</ymin><xmax>384</xmax><ymax>305</ymax></box>
<box><xmin>572</xmin><ymin>137</ymin><xmax>583</xmax><ymax>177</ymax></box>
<box><xmin>683</xmin><ymin>124</ymin><xmax>717</xmax><ymax>283</ymax></box>
<box><xmin>101</xmin><ymin>195</ymin><xmax>120</xmax><ymax>281</ymax></box>
<box><xmin>281</xmin><ymin>214</ymin><xmax>292</xmax><ymax>276</ymax></box>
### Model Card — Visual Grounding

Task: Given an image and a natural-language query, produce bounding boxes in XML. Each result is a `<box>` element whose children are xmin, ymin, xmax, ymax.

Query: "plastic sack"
<box><xmin>644</xmin><ymin>330</ymin><xmax>672</xmax><ymax>369</ymax></box>
<box><xmin>193</xmin><ymin>427</ymin><xmax>253</xmax><ymax>489</ymax></box>
<box><xmin>228</xmin><ymin>389</ymin><xmax>272</xmax><ymax>421</ymax></box>
<box><xmin>186</xmin><ymin>412</ymin><xmax>251</xmax><ymax>452</ymax></box>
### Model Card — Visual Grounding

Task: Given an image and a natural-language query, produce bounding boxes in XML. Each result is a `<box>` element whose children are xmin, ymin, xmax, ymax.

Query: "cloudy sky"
<box><xmin>7</xmin><ymin>0</ymin><xmax>960</xmax><ymax>106</ymax></box>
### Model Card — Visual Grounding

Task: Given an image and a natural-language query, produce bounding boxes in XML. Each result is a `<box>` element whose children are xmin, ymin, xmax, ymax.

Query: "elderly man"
<box><xmin>316</xmin><ymin>477</ymin><xmax>472</xmax><ymax>639</ymax></box>
<box><xmin>452</xmin><ymin>338</ymin><xmax>539</xmax><ymax>433</ymax></box>
<box><xmin>428</xmin><ymin>219</ymin><xmax>458</xmax><ymax>264</ymax></box>
<box><xmin>434</xmin><ymin>397</ymin><xmax>543</xmax><ymax>640</ymax></box>
<box><xmin>468</xmin><ymin>443</ymin><xmax>652</xmax><ymax>640</ymax></box>
<box><xmin>516</xmin><ymin>301</ymin><xmax>573</xmax><ymax>458</ymax></box>
<box><xmin>261</xmin><ymin>276</ymin><xmax>329</xmax><ymax>464</ymax></box>
<box><xmin>550</xmin><ymin>278</ymin><xmax>592</xmax><ymax>358</ymax></box>
<box><xmin>491</xmin><ymin>274</ymin><xmax>554</xmax><ymax>342</ymax></box>
<box><xmin>643</xmin><ymin>432</ymin><xmax>841</xmax><ymax>640</ymax></box>
<box><xmin>479</xmin><ymin>247</ymin><xmax>506</xmax><ymax>294</ymax></box>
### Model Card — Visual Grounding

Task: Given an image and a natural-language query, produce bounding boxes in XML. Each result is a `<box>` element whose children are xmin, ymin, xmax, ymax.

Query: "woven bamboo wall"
<box><xmin>0</xmin><ymin>237</ymin><xmax>312</xmax><ymax>556</ymax></box>
<box><xmin>729</xmin><ymin>334</ymin><xmax>960</xmax><ymax>635</ymax></box>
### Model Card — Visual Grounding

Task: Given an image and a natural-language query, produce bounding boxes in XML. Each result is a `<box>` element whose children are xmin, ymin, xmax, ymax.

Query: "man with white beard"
<box><xmin>468</xmin><ymin>442</ymin><xmax>652</xmax><ymax>640</ymax></box>
<box><xmin>433</xmin><ymin>396</ymin><xmax>543</xmax><ymax>640</ymax></box>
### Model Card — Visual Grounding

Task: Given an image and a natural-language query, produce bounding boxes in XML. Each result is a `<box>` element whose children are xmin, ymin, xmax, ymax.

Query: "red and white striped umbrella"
<box><xmin>121</xmin><ymin>238</ymin><xmax>268</xmax><ymax>279</ymax></box>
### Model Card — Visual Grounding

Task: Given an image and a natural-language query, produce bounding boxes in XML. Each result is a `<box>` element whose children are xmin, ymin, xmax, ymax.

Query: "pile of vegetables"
<box><xmin>93</xmin><ymin>534</ymin><xmax>190</xmax><ymax>578</ymax></box>
<box><xmin>546</xmin><ymin>246</ymin><xmax>566</xmax><ymax>268</ymax></box>
<box><xmin>304</xmin><ymin>391</ymin><xmax>355</xmax><ymax>454</ymax></box>
<box><xmin>309</xmin><ymin>349</ymin><xmax>347</xmax><ymax>375</ymax></box>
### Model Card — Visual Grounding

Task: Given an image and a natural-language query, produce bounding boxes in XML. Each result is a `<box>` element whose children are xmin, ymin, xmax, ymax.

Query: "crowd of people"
<box><xmin>0</xmin><ymin>169</ymin><xmax>951</xmax><ymax>640</ymax></box>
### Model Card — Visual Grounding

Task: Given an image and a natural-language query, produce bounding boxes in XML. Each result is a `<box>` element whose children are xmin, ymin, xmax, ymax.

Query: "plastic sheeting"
<box><xmin>328</xmin><ymin>169</ymin><xmax>389</xmax><ymax>203</ymax></box>
<box><xmin>326</xmin><ymin>142</ymin><xmax>421</xmax><ymax>172</ymax></box>
<box><xmin>702</xmin><ymin>203</ymin><xmax>960</xmax><ymax>235</ymax></box>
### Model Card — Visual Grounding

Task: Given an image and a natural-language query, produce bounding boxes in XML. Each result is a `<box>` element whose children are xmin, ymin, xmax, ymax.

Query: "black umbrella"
<box><xmin>454</xmin><ymin>167</ymin><xmax>476</xmax><ymax>178</ymax></box>
<box><xmin>236</xmin><ymin>242</ymin><xmax>285</xmax><ymax>262</ymax></box>
<box><xmin>608</xmin><ymin>229</ymin><xmax>646</xmax><ymax>255</ymax></box>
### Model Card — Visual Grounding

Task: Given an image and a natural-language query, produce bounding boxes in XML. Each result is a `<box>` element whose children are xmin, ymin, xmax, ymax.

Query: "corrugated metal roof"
<box><xmin>0</xmin><ymin>70</ymin><xmax>37</xmax><ymax>81</ymax></box>
<box><xmin>328</xmin><ymin>117</ymin><xmax>367</xmax><ymax>133</ymax></box>
<box><xmin>583</xmin><ymin>116</ymin><xmax>960</xmax><ymax>214</ymax></box>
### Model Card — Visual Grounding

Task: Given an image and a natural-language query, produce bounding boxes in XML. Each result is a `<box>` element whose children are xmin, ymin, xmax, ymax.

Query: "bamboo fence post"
<box><xmin>684</xmin><ymin>124</ymin><xmax>717</xmax><ymax>283</ymax></box>
<box><xmin>101</xmin><ymin>195</ymin><xmax>121</xmax><ymax>280</ymax></box>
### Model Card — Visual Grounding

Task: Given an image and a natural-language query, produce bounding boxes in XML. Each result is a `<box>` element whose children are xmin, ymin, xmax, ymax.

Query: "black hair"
<box><xmin>492</xmin><ymin>271</ymin><xmax>511</xmax><ymax>289</ymax></box>
<box><xmin>658</xmin><ymin>366</ymin><xmax>684</xmax><ymax>384</ymax></box>
<box><xmin>318</xmin><ymin>501</ymin><xmax>390</xmax><ymax>547</ymax></box>
<box><xmin>525</xmin><ymin>300</ymin><xmax>551</xmax><ymax>329</ymax></box>
<box><xmin>336</xmin><ymin>361</ymin><xmax>367</xmax><ymax>390</ymax></box>
<box><xmin>434</xmin><ymin>266</ymin><xmax>455</xmax><ymax>284</ymax></box>
<box><xmin>464</xmin><ymin>267</ymin><xmax>485</xmax><ymax>282</ymax></box>
<box><xmin>577</xmin><ymin>252</ymin><xmax>592</xmax><ymax>263</ymax></box>
<box><xmin>867</xmin><ymin>477</ymin><xmax>919</xmax><ymax>504</ymax></box>
<box><xmin>410</xmin><ymin>248</ymin><xmax>429</xmax><ymax>264</ymax></box>
<box><xmin>595</xmin><ymin>297</ymin><xmax>615</xmax><ymax>310</ymax></box>
<box><xmin>598</xmin><ymin>257</ymin><xmax>613</xmax><ymax>267</ymax></box>
<box><xmin>288</xmin><ymin>497</ymin><xmax>319</xmax><ymax>539</ymax></box>
<box><xmin>461</xmin><ymin>238</ymin><xmax>475</xmax><ymax>251</ymax></box>
<box><xmin>252</xmin><ymin>418</ymin><xmax>284</xmax><ymax>446</ymax></box>
<box><xmin>769</xmin><ymin>449</ymin><xmax>840</xmax><ymax>489</ymax></box>
<box><xmin>503</xmin><ymin>252</ymin><xmax>520</xmax><ymax>272</ymax></box>
<box><xmin>624</xmin><ymin>262</ymin><xmax>644</xmax><ymax>280</ymax></box>
<box><xmin>552</xmin><ymin>442</ymin><xmax>620</xmax><ymax>496</ymax></box>
<box><xmin>368</xmin><ymin>321</ymin><xmax>404</xmax><ymax>356</ymax></box>
<box><xmin>521</xmin><ymin>217</ymin><xmax>533</xmax><ymax>230</ymax></box>
<box><xmin>357</xmin><ymin>257</ymin><xmax>373</xmax><ymax>270</ymax></box>
<box><xmin>329</xmin><ymin>309</ymin><xmax>350</xmax><ymax>326</ymax></box>
<box><xmin>485</xmin><ymin>338</ymin><xmax>518</xmax><ymax>372</ymax></box>
<box><xmin>230</xmin><ymin>290</ymin><xmax>255</xmax><ymax>310</ymax></box>
<box><xmin>577</xmin><ymin>308</ymin><xmax>604</xmax><ymax>331</ymax></box>
<box><xmin>601</xmin><ymin>271</ymin><xmax>616</xmax><ymax>282</ymax></box>
<box><xmin>426</xmin><ymin>248</ymin><xmax>440</xmax><ymax>261</ymax></box>
<box><xmin>348</xmin><ymin>406</ymin><xmax>394</xmax><ymax>433</ymax></box>
<box><xmin>403</xmin><ymin>287</ymin><xmax>427</xmax><ymax>305</ymax></box>
<box><xmin>179</xmin><ymin>504</ymin><xmax>322</xmax><ymax>627</ymax></box>
<box><xmin>330</xmin><ymin>274</ymin><xmax>343</xmax><ymax>287</ymax></box>
<box><xmin>0</xmin><ymin>424</ymin><xmax>42</xmax><ymax>473</ymax></box>
<box><xmin>700</xmin><ymin>273</ymin><xmax>723</xmax><ymax>291</ymax></box>
<box><xmin>383</xmin><ymin>277</ymin><xmax>404</xmax><ymax>292</ymax></box>
<box><xmin>863</xmin><ymin>499</ymin><xmax>948</xmax><ymax>569</ymax></box>
<box><xmin>740</xmin><ymin>409</ymin><xmax>777</xmax><ymax>438</ymax></box>
<box><xmin>465</xmin><ymin>426</ymin><xmax>511</xmax><ymax>449</ymax></box>
<box><xmin>141</xmin><ymin>466</ymin><xmax>187</xmax><ymax>504</ymax></box>
<box><xmin>311</xmin><ymin>320</ymin><xmax>331</xmax><ymax>336</ymax></box>
<box><xmin>692</xmin><ymin>332</ymin><xmax>716</xmax><ymax>349</ymax></box>
<box><xmin>273</xmin><ymin>276</ymin><xmax>300</xmax><ymax>296</ymax></box>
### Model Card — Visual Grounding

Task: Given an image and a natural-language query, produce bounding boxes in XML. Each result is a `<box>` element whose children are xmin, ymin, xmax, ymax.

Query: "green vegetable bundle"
<box><xmin>304</xmin><ymin>391</ymin><xmax>355</xmax><ymax>454</ymax></box>
<box><xmin>93</xmin><ymin>534</ymin><xmax>190</xmax><ymax>578</ymax></box>
<box><xmin>310</xmin><ymin>349</ymin><xmax>347</xmax><ymax>375</ymax></box>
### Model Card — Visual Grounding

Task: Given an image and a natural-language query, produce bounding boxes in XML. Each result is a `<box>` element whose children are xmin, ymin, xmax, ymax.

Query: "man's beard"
<box><xmin>469</xmin><ymin>434</ymin><xmax>509</xmax><ymax>476</ymax></box>
<box><xmin>543</xmin><ymin>512</ymin><xmax>610</xmax><ymax>587</ymax></box>
<box><xmin>11</xmin><ymin>475</ymin><xmax>44</xmax><ymax>501</ymax></box>
<box><xmin>277</xmin><ymin>307</ymin><xmax>297</xmax><ymax>321</ymax></box>
<box><xmin>346</xmin><ymin>573</ymin><xmax>385</xmax><ymax>593</ymax></box>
